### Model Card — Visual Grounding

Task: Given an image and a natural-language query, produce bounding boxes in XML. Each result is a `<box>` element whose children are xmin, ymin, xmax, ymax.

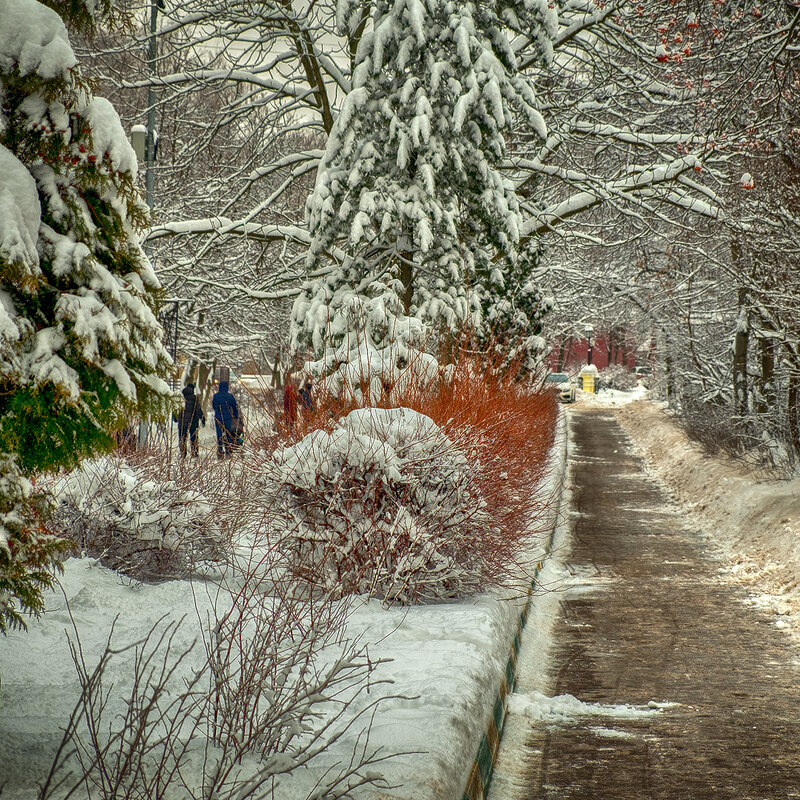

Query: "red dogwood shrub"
<box><xmin>265</xmin><ymin>352</ymin><xmax>559</xmax><ymax>604</ymax></box>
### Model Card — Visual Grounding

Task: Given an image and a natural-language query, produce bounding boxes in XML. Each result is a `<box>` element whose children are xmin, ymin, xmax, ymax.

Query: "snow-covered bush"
<box><xmin>265</xmin><ymin>352</ymin><xmax>561</xmax><ymax>604</ymax></box>
<box><xmin>600</xmin><ymin>364</ymin><xmax>637</xmax><ymax>391</ymax></box>
<box><xmin>50</xmin><ymin>457</ymin><xmax>222</xmax><ymax>581</ymax></box>
<box><xmin>268</xmin><ymin>407</ymin><xmax>492</xmax><ymax>604</ymax></box>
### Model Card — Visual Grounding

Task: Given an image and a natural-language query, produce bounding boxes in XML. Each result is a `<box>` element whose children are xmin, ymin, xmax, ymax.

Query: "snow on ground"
<box><xmin>506</xmin><ymin>690</ymin><xmax>656</xmax><ymax>725</ymax></box>
<box><xmin>0</xmin><ymin>556</ymin><xmax>527</xmax><ymax>799</ymax></box>
<box><xmin>0</xmin><ymin>415</ymin><xmax>567</xmax><ymax>800</ymax></box>
<box><xmin>576</xmin><ymin>383</ymin><xmax>649</xmax><ymax>407</ymax></box>
<box><xmin>0</xmin><ymin>559</ymin><xmax>212</xmax><ymax>784</ymax></box>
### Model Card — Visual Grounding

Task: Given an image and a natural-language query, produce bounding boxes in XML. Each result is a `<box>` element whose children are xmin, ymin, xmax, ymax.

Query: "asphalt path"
<box><xmin>490</xmin><ymin>406</ymin><xmax>800</xmax><ymax>800</ymax></box>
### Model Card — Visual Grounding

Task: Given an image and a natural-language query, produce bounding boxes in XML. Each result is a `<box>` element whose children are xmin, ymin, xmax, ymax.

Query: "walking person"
<box><xmin>178</xmin><ymin>383</ymin><xmax>205</xmax><ymax>458</ymax></box>
<box><xmin>283</xmin><ymin>374</ymin><xmax>299</xmax><ymax>432</ymax></box>
<box><xmin>299</xmin><ymin>378</ymin><xmax>314</xmax><ymax>415</ymax></box>
<box><xmin>212</xmin><ymin>380</ymin><xmax>240</xmax><ymax>459</ymax></box>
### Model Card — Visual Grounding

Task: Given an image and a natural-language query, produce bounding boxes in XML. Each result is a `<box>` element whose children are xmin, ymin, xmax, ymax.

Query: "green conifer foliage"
<box><xmin>0</xmin><ymin>456</ymin><xmax>69</xmax><ymax>633</ymax></box>
<box><xmin>0</xmin><ymin>0</ymin><xmax>173</xmax><ymax>630</ymax></box>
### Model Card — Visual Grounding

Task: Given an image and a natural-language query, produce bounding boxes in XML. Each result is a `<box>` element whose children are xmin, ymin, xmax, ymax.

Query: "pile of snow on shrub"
<box><xmin>269</xmin><ymin>407</ymin><xmax>492</xmax><ymax>603</ymax></box>
<box><xmin>599</xmin><ymin>364</ymin><xmax>637</xmax><ymax>391</ymax></box>
<box><xmin>51</xmin><ymin>457</ymin><xmax>221</xmax><ymax>580</ymax></box>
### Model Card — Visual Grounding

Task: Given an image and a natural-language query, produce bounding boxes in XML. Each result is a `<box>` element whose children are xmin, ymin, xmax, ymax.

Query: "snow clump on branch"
<box><xmin>293</xmin><ymin>276</ymin><xmax>440</xmax><ymax>403</ymax></box>
<box><xmin>0</xmin><ymin>0</ymin><xmax>76</xmax><ymax>80</ymax></box>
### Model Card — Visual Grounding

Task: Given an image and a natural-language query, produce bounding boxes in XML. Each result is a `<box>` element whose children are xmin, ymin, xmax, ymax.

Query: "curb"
<box><xmin>460</xmin><ymin>562</ymin><xmax>546</xmax><ymax>800</ymax></box>
<box><xmin>461</xmin><ymin>421</ymin><xmax>566</xmax><ymax>800</ymax></box>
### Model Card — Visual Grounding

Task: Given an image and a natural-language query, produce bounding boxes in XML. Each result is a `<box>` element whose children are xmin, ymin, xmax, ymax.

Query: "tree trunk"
<box><xmin>664</xmin><ymin>349</ymin><xmax>673</xmax><ymax>405</ymax></box>
<box><xmin>733</xmin><ymin>285</ymin><xmax>749</xmax><ymax>416</ymax></box>
<box><xmin>271</xmin><ymin>348</ymin><xmax>283</xmax><ymax>389</ymax></box>
<box><xmin>197</xmin><ymin>361</ymin><xmax>214</xmax><ymax>408</ymax></box>
<box><xmin>661</xmin><ymin>327</ymin><xmax>674</xmax><ymax>406</ymax></box>
<box><xmin>399</xmin><ymin>252</ymin><xmax>413</xmax><ymax>315</ymax></box>
<box><xmin>613</xmin><ymin>327</ymin><xmax>623</xmax><ymax>365</ymax></box>
<box><xmin>755</xmin><ymin>336</ymin><xmax>774</xmax><ymax>414</ymax></box>
<box><xmin>557</xmin><ymin>337</ymin><xmax>571</xmax><ymax>372</ymax></box>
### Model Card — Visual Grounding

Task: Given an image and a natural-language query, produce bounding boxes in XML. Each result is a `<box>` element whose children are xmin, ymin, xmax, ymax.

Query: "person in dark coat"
<box><xmin>283</xmin><ymin>376</ymin><xmax>299</xmax><ymax>431</ymax></box>
<box><xmin>212</xmin><ymin>380</ymin><xmax>240</xmax><ymax>458</ymax></box>
<box><xmin>299</xmin><ymin>379</ymin><xmax>314</xmax><ymax>414</ymax></box>
<box><xmin>178</xmin><ymin>383</ymin><xmax>205</xmax><ymax>458</ymax></box>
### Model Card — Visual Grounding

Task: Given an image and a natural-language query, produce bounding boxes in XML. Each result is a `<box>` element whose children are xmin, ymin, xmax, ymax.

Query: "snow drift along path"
<box><xmin>616</xmin><ymin>399</ymin><xmax>800</xmax><ymax>640</ymax></box>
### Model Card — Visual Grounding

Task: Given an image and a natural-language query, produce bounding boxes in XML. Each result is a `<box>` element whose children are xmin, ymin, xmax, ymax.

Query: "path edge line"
<box><xmin>460</xmin><ymin>414</ymin><xmax>567</xmax><ymax>800</ymax></box>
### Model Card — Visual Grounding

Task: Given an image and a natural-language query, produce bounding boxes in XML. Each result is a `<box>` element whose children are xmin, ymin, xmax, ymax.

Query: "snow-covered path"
<box><xmin>489</xmin><ymin>406</ymin><xmax>800</xmax><ymax>799</ymax></box>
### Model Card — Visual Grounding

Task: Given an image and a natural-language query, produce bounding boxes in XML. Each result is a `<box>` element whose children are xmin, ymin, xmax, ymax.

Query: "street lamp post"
<box><xmin>585</xmin><ymin>324</ymin><xmax>594</xmax><ymax>366</ymax></box>
<box><xmin>130</xmin><ymin>0</ymin><xmax>162</xmax><ymax>450</ymax></box>
<box><xmin>129</xmin><ymin>1</ymin><xmax>160</xmax><ymax>215</ymax></box>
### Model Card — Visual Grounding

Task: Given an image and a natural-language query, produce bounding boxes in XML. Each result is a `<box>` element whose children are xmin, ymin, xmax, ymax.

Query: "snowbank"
<box><xmin>577</xmin><ymin>384</ymin><xmax>648</xmax><ymax>407</ymax></box>
<box><xmin>0</xmin><ymin>561</ymin><xmax>539</xmax><ymax>800</ymax></box>
<box><xmin>0</xmin><ymin>417</ymin><xmax>568</xmax><ymax>800</ymax></box>
<box><xmin>506</xmin><ymin>690</ymin><xmax>657</xmax><ymax>724</ymax></box>
<box><xmin>616</xmin><ymin>399</ymin><xmax>800</xmax><ymax>640</ymax></box>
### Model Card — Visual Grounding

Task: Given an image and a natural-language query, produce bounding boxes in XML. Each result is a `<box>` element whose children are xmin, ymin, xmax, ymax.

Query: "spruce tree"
<box><xmin>293</xmin><ymin>0</ymin><xmax>557</xmax><ymax>393</ymax></box>
<box><xmin>0</xmin><ymin>0</ymin><xmax>173</xmax><ymax>630</ymax></box>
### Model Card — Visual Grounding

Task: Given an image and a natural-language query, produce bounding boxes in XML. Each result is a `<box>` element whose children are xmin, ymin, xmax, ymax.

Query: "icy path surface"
<box><xmin>490</xmin><ymin>407</ymin><xmax>800</xmax><ymax>800</ymax></box>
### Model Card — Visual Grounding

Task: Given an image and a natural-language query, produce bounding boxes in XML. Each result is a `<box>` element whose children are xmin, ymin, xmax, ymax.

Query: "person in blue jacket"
<box><xmin>299</xmin><ymin>378</ymin><xmax>314</xmax><ymax>415</ymax></box>
<box><xmin>212</xmin><ymin>380</ymin><xmax>240</xmax><ymax>458</ymax></box>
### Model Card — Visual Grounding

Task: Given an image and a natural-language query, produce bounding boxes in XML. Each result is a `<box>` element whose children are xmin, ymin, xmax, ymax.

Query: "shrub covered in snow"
<box><xmin>600</xmin><ymin>364</ymin><xmax>637</xmax><ymax>391</ymax></box>
<box><xmin>267</xmin><ymin>407</ymin><xmax>493</xmax><ymax>604</ymax></box>
<box><xmin>50</xmin><ymin>457</ymin><xmax>222</xmax><ymax>581</ymax></box>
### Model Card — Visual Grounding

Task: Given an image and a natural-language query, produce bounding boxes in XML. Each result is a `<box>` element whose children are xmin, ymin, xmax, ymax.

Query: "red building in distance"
<box><xmin>546</xmin><ymin>329</ymin><xmax>639</xmax><ymax>373</ymax></box>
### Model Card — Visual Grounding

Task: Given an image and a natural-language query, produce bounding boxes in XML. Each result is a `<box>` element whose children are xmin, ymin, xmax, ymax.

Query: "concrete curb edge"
<box><xmin>461</xmin><ymin>417</ymin><xmax>566</xmax><ymax>800</ymax></box>
<box><xmin>460</xmin><ymin>562</ymin><xmax>544</xmax><ymax>800</ymax></box>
